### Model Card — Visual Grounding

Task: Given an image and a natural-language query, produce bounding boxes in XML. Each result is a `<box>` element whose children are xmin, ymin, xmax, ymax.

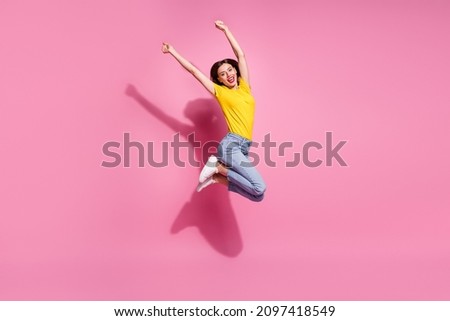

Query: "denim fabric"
<box><xmin>218</xmin><ymin>133</ymin><xmax>266</xmax><ymax>202</ymax></box>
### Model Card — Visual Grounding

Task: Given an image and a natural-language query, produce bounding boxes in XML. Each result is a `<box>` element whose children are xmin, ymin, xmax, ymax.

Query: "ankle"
<box><xmin>213</xmin><ymin>174</ymin><xmax>228</xmax><ymax>186</ymax></box>
<box><xmin>217</xmin><ymin>163</ymin><xmax>228</xmax><ymax>176</ymax></box>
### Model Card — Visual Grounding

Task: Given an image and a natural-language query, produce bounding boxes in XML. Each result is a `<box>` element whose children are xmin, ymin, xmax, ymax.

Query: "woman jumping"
<box><xmin>162</xmin><ymin>20</ymin><xmax>266</xmax><ymax>202</ymax></box>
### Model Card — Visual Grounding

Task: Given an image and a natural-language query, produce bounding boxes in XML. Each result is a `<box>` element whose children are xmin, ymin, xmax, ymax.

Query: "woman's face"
<box><xmin>217</xmin><ymin>63</ymin><xmax>238</xmax><ymax>88</ymax></box>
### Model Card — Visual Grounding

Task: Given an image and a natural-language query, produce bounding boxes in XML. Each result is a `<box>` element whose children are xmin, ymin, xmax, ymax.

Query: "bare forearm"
<box><xmin>161</xmin><ymin>42</ymin><xmax>214</xmax><ymax>94</ymax></box>
<box><xmin>223</xmin><ymin>28</ymin><xmax>244</xmax><ymax>58</ymax></box>
<box><xmin>214</xmin><ymin>21</ymin><xmax>250</xmax><ymax>83</ymax></box>
<box><xmin>169</xmin><ymin>48</ymin><xmax>197</xmax><ymax>74</ymax></box>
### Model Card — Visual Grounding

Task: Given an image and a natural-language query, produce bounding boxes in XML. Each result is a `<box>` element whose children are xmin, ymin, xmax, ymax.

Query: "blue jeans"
<box><xmin>218</xmin><ymin>133</ymin><xmax>266</xmax><ymax>202</ymax></box>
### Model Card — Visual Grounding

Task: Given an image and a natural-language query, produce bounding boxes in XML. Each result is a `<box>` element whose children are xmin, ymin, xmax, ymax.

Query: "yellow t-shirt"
<box><xmin>213</xmin><ymin>77</ymin><xmax>255</xmax><ymax>141</ymax></box>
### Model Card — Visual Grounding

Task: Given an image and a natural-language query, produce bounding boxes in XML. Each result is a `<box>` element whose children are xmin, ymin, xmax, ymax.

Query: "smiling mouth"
<box><xmin>227</xmin><ymin>76</ymin><xmax>235</xmax><ymax>83</ymax></box>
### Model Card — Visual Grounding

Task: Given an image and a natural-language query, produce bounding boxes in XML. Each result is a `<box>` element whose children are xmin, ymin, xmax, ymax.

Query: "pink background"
<box><xmin>1</xmin><ymin>0</ymin><xmax>449</xmax><ymax>300</ymax></box>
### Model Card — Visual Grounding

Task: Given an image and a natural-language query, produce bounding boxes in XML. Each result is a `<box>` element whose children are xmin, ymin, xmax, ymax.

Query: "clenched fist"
<box><xmin>161</xmin><ymin>42</ymin><xmax>172</xmax><ymax>54</ymax></box>
<box><xmin>214</xmin><ymin>20</ymin><xmax>228</xmax><ymax>32</ymax></box>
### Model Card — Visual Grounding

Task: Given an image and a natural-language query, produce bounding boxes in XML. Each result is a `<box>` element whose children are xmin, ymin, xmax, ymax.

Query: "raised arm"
<box><xmin>214</xmin><ymin>20</ymin><xmax>250</xmax><ymax>85</ymax></box>
<box><xmin>161</xmin><ymin>43</ymin><xmax>215</xmax><ymax>95</ymax></box>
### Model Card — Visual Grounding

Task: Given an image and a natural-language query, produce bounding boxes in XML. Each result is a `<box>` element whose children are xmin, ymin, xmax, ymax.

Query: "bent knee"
<box><xmin>253</xmin><ymin>182</ymin><xmax>266</xmax><ymax>196</ymax></box>
<box><xmin>252</xmin><ymin>193</ymin><xmax>265</xmax><ymax>202</ymax></box>
<box><xmin>250</xmin><ymin>183</ymin><xmax>266</xmax><ymax>202</ymax></box>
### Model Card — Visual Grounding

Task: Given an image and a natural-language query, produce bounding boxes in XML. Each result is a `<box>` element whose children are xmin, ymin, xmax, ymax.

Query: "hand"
<box><xmin>161</xmin><ymin>42</ymin><xmax>172</xmax><ymax>54</ymax></box>
<box><xmin>214</xmin><ymin>20</ymin><xmax>228</xmax><ymax>32</ymax></box>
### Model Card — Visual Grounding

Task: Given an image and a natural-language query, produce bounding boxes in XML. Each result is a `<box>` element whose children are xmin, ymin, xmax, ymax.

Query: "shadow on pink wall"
<box><xmin>125</xmin><ymin>85</ymin><xmax>243</xmax><ymax>257</ymax></box>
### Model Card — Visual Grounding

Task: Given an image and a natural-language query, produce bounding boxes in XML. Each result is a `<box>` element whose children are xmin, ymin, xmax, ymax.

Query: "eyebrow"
<box><xmin>219</xmin><ymin>67</ymin><xmax>233</xmax><ymax>74</ymax></box>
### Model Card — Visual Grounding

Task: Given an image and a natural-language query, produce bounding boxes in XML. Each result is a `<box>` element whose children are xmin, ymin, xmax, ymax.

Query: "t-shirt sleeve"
<box><xmin>213</xmin><ymin>83</ymin><xmax>223</xmax><ymax>98</ymax></box>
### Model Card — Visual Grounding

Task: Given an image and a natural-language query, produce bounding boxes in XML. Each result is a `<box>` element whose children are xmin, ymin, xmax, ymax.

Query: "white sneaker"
<box><xmin>196</xmin><ymin>176</ymin><xmax>216</xmax><ymax>192</ymax></box>
<box><xmin>199</xmin><ymin>155</ymin><xmax>219</xmax><ymax>183</ymax></box>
